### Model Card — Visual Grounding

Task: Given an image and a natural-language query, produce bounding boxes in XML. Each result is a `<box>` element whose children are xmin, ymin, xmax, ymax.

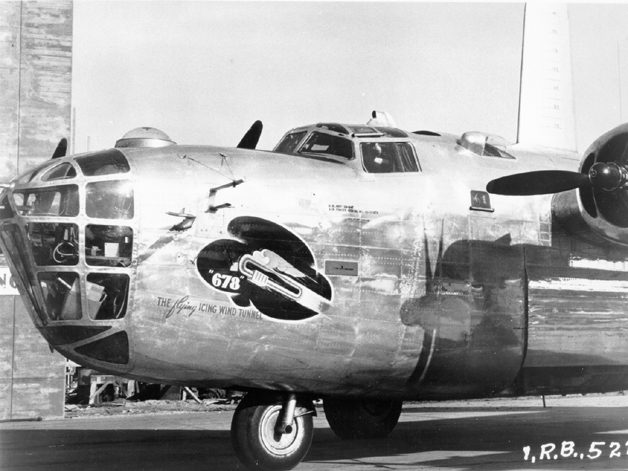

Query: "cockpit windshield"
<box><xmin>274</xmin><ymin>131</ymin><xmax>307</xmax><ymax>154</ymax></box>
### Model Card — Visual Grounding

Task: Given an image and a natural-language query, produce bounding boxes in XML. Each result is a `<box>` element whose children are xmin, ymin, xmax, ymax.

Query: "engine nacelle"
<box><xmin>554</xmin><ymin>123</ymin><xmax>628</xmax><ymax>247</ymax></box>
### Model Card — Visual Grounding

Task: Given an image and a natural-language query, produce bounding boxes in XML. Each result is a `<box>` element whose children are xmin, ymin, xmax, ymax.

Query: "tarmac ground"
<box><xmin>2</xmin><ymin>394</ymin><xmax>628</xmax><ymax>471</ymax></box>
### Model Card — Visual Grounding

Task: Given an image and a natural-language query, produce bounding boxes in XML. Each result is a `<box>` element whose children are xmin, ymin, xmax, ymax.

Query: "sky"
<box><xmin>71</xmin><ymin>2</ymin><xmax>628</xmax><ymax>155</ymax></box>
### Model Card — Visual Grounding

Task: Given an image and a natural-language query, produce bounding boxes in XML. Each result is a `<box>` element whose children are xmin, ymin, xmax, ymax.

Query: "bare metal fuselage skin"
<box><xmin>3</xmin><ymin>125</ymin><xmax>628</xmax><ymax>401</ymax></box>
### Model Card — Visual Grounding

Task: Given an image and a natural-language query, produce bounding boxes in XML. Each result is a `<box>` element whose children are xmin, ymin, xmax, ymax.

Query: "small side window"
<box><xmin>42</xmin><ymin>163</ymin><xmax>77</xmax><ymax>182</ymax></box>
<box><xmin>17</xmin><ymin>161</ymin><xmax>56</xmax><ymax>184</ymax></box>
<box><xmin>274</xmin><ymin>131</ymin><xmax>307</xmax><ymax>154</ymax></box>
<box><xmin>483</xmin><ymin>143</ymin><xmax>515</xmax><ymax>159</ymax></box>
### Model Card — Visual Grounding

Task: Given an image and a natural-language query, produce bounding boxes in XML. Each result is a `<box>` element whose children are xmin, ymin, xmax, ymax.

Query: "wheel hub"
<box><xmin>259</xmin><ymin>405</ymin><xmax>301</xmax><ymax>456</ymax></box>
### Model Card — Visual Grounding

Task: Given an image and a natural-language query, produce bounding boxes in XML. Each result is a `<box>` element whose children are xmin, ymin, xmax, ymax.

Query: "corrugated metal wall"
<box><xmin>0</xmin><ymin>0</ymin><xmax>72</xmax><ymax>421</ymax></box>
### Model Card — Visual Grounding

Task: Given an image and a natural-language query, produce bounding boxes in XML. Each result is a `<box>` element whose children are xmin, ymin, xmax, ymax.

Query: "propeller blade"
<box><xmin>237</xmin><ymin>120</ymin><xmax>263</xmax><ymax>150</ymax></box>
<box><xmin>51</xmin><ymin>138</ymin><xmax>68</xmax><ymax>159</ymax></box>
<box><xmin>486</xmin><ymin>170</ymin><xmax>590</xmax><ymax>196</ymax></box>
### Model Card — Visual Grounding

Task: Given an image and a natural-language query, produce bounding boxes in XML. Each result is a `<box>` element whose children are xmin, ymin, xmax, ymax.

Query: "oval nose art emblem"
<box><xmin>196</xmin><ymin>216</ymin><xmax>332</xmax><ymax>321</ymax></box>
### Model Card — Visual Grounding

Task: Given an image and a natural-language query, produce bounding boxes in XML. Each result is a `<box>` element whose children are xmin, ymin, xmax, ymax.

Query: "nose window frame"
<box><xmin>1</xmin><ymin>150</ymin><xmax>137</xmax><ymax>331</ymax></box>
<box><xmin>86</xmin><ymin>180</ymin><xmax>134</xmax><ymax>220</ymax></box>
<box><xmin>38</xmin><ymin>271</ymin><xmax>83</xmax><ymax>321</ymax></box>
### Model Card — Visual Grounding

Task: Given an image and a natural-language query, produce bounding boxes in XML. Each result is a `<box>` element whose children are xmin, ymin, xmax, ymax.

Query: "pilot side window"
<box><xmin>299</xmin><ymin>132</ymin><xmax>354</xmax><ymax>159</ymax></box>
<box><xmin>361</xmin><ymin>142</ymin><xmax>419</xmax><ymax>173</ymax></box>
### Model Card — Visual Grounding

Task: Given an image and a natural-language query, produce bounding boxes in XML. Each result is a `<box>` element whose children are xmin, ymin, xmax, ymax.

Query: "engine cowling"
<box><xmin>553</xmin><ymin>123</ymin><xmax>628</xmax><ymax>246</ymax></box>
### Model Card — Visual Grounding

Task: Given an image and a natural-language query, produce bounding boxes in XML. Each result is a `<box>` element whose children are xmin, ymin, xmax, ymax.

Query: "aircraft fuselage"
<box><xmin>2</xmin><ymin>124</ymin><xmax>628</xmax><ymax>401</ymax></box>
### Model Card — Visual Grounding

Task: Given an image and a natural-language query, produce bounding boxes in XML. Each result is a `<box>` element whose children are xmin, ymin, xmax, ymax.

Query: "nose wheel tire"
<box><xmin>231</xmin><ymin>394</ymin><xmax>314</xmax><ymax>471</ymax></box>
<box><xmin>323</xmin><ymin>397</ymin><xmax>402</xmax><ymax>440</ymax></box>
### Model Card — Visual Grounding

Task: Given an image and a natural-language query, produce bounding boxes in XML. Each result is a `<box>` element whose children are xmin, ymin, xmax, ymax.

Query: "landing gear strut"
<box><xmin>323</xmin><ymin>397</ymin><xmax>402</xmax><ymax>439</ymax></box>
<box><xmin>231</xmin><ymin>392</ymin><xmax>315</xmax><ymax>470</ymax></box>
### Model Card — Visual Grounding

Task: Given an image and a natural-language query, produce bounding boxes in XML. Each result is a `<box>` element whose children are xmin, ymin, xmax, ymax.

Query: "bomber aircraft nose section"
<box><xmin>0</xmin><ymin>148</ymin><xmax>136</xmax><ymax>370</ymax></box>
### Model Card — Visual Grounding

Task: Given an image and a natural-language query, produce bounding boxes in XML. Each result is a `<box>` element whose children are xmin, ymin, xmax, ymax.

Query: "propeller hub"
<box><xmin>589</xmin><ymin>162</ymin><xmax>625</xmax><ymax>191</ymax></box>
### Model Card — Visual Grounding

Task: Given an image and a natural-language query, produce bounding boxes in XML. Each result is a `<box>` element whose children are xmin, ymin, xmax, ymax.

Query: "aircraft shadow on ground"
<box><xmin>305</xmin><ymin>405</ymin><xmax>628</xmax><ymax>470</ymax></box>
<box><xmin>2</xmin><ymin>406</ymin><xmax>628</xmax><ymax>470</ymax></box>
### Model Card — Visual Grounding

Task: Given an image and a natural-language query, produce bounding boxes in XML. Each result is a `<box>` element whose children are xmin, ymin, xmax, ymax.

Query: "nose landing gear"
<box><xmin>231</xmin><ymin>392</ymin><xmax>315</xmax><ymax>470</ymax></box>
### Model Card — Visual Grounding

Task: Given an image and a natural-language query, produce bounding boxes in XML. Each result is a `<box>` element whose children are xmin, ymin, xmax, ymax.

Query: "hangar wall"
<box><xmin>0</xmin><ymin>0</ymin><xmax>73</xmax><ymax>420</ymax></box>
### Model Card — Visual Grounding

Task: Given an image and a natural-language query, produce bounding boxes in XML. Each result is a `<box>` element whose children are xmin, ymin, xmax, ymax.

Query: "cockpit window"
<box><xmin>361</xmin><ymin>142</ymin><xmax>419</xmax><ymax>173</ymax></box>
<box><xmin>41</xmin><ymin>163</ymin><xmax>77</xmax><ymax>182</ymax></box>
<box><xmin>299</xmin><ymin>132</ymin><xmax>354</xmax><ymax>159</ymax></box>
<box><xmin>347</xmin><ymin>125</ymin><xmax>379</xmax><ymax>135</ymax></box>
<box><xmin>13</xmin><ymin>185</ymin><xmax>79</xmax><ymax>217</ymax></box>
<box><xmin>274</xmin><ymin>131</ymin><xmax>307</xmax><ymax>154</ymax></box>
<box><xmin>76</xmin><ymin>149</ymin><xmax>130</xmax><ymax>177</ymax></box>
<box><xmin>86</xmin><ymin>180</ymin><xmax>134</xmax><ymax>220</ymax></box>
